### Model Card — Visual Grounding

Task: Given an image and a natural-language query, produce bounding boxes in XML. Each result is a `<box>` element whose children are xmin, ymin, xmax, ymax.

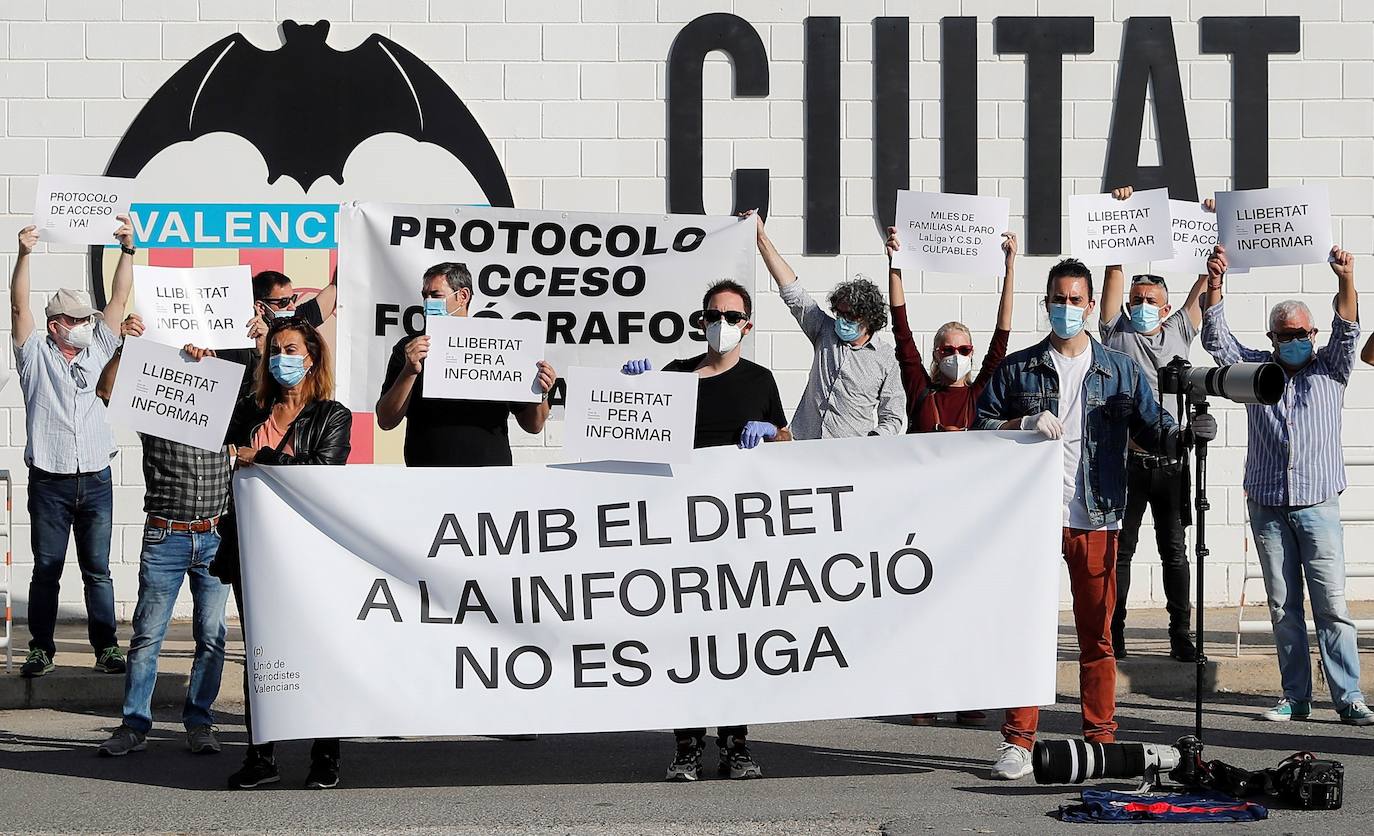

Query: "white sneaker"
<box><xmin>990</xmin><ymin>742</ymin><xmax>1033</xmax><ymax>780</ymax></box>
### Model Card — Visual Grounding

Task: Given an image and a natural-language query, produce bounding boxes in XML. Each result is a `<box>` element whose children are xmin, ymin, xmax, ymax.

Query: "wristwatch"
<box><xmin>120</xmin><ymin>244</ymin><xmax>136</xmax><ymax>255</ymax></box>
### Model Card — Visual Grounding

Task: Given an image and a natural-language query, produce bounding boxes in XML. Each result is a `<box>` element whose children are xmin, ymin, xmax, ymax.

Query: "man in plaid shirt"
<box><xmin>92</xmin><ymin>314</ymin><xmax>247</xmax><ymax>757</ymax></box>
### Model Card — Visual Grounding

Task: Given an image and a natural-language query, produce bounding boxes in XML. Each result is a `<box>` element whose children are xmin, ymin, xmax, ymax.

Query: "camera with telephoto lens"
<box><xmin>1032</xmin><ymin>736</ymin><xmax>1344</xmax><ymax>810</ymax></box>
<box><xmin>1158</xmin><ymin>357</ymin><xmax>1285</xmax><ymax>406</ymax></box>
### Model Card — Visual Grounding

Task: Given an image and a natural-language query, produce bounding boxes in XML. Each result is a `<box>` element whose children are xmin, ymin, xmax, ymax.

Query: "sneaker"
<box><xmin>20</xmin><ymin>648</ymin><xmax>53</xmax><ymax>678</ymax></box>
<box><xmin>94</xmin><ymin>646</ymin><xmax>126</xmax><ymax>674</ymax></box>
<box><xmin>717</xmin><ymin>735</ymin><xmax>763</xmax><ymax>779</ymax></box>
<box><xmin>956</xmin><ymin>711</ymin><xmax>988</xmax><ymax>727</ymax></box>
<box><xmin>228</xmin><ymin>754</ymin><xmax>280</xmax><ymax>790</ymax></box>
<box><xmin>910</xmin><ymin>713</ymin><xmax>939</xmax><ymax>726</ymax></box>
<box><xmin>187</xmin><ymin>725</ymin><xmax>222</xmax><ymax>754</ymax></box>
<box><xmin>1338</xmin><ymin>700</ymin><xmax>1374</xmax><ymax>727</ymax></box>
<box><xmin>305</xmin><ymin>756</ymin><xmax>340</xmax><ymax>789</ymax></box>
<box><xmin>1169</xmin><ymin>635</ymin><xmax>1197</xmax><ymax>663</ymax></box>
<box><xmin>990</xmin><ymin>742</ymin><xmax>1033</xmax><ymax>780</ymax></box>
<box><xmin>1260</xmin><ymin>698</ymin><xmax>1312</xmax><ymax>722</ymax></box>
<box><xmin>664</xmin><ymin>737</ymin><xmax>704</xmax><ymax>782</ymax></box>
<box><xmin>97</xmin><ymin>726</ymin><xmax>146</xmax><ymax>757</ymax></box>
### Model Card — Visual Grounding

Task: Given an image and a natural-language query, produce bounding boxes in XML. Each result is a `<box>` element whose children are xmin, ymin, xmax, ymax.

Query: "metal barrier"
<box><xmin>1235</xmin><ymin>456</ymin><xmax>1374</xmax><ymax>655</ymax></box>
<box><xmin>0</xmin><ymin>470</ymin><xmax>10</xmax><ymax>672</ymax></box>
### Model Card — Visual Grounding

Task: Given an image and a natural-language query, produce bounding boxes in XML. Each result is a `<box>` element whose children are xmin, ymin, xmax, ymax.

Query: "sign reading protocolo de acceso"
<box><xmin>31</xmin><ymin>174</ymin><xmax>134</xmax><ymax>246</ymax></box>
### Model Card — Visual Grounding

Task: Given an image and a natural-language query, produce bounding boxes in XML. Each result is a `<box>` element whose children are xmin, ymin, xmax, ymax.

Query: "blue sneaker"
<box><xmin>1337</xmin><ymin>700</ymin><xmax>1374</xmax><ymax>727</ymax></box>
<box><xmin>1260</xmin><ymin>698</ymin><xmax>1312</xmax><ymax>722</ymax></box>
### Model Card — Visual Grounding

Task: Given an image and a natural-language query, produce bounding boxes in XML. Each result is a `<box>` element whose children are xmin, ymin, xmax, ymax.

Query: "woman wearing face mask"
<box><xmin>217</xmin><ymin>318</ymin><xmax>352</xmax><ymax>791</ymax></box>
<box><xmin>885</xmin><ymin>226</ymin><xmax>1016</xmax><ymax>435</ymax></box>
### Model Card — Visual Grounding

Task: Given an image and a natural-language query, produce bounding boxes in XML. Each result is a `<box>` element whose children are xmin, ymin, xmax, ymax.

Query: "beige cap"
<box><xmin>44</xmin><ymin>288</ymin><xmax>98</xmax><ymax>320</ymax></box>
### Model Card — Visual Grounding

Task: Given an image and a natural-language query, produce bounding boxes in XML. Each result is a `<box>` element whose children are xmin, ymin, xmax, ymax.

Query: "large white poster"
<box><xmin>132</xmin><ymin>264</ymin><xmax>256</xmax><ymax>350</ymax></box>
<box><xmin>335</xmin><ymin>203</ymin><xmax>755</xmax><ymax>412</ymax></box>
<box><xmin>890</xmin><ymin>191</ymin><xmax>1010</xmax><ymax>276</ymax></box>
<box><xmin>1215</xmin><ymin>185</ymin><xmax>1334</xmax><ymax>271</ymax></box>
<box><xmin>234</xmin><ymin>432</ymin><xmax>1062</xmax><ymax>742</ymax></box>
<box><xmin>31</xmin><ymin>174</ymin><xmax>134</xmax><ymax>245</ymax></box>
<box><xmin>563</xmin><ymin>366</ymin><xmax>699</xmax><ymax>464</ymax></box>
<box><xmin>1068</xmin><ymin>188</ymin><xmax>1174</xmax><ymax>264</ymax></box>
<box><xmin>106</xmin><ymin>336</ymin><xmax>244</xmax><ymax>452</ymax></box>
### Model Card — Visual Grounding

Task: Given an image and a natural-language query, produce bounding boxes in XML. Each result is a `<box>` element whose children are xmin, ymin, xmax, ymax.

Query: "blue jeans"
<box><xmin>1248</xmin><ymin>496</ymin><xmax>1365</xmax><ymax>708</ymax></box>
<box><xmin>26</xmin><ymin>466</ymin><xmax>117</xmax><ymax>657</ymax></box>
<box><xmin>122</xmin><ymin>525</ymin><xmax>230</xmax><ymax>734</ymax></box>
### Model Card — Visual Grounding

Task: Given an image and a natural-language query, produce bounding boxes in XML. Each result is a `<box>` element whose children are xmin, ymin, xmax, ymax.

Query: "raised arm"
<box><xmin>1098</xmin><ymin>186</ymin><xmax>1134</xmax><ymax>327</ymax></box>
<box><xmin>96</xmin><ymin>314</ymin><xmax>143</xmax><ymax>402</ymax></box>
<box><xmin>312</xmin><ymin>271</ymin><xmax>338</xmax><ymax>321</ymax></box>
<box><xmin>887</xmin><ymin>226</ymin><xmax>906</xmax><ymax>308</ymax></box>
<box><xmin>1179</xmin><ymin>198</ymin><xmax>1217</xmax><ymax>330</ymax></box>
<box><xmin>1201</xmin><ymin>245</ymin><xmax>1268</xmax><ymax>365</ymax></box>
<box><xmin>11</xmin><ymin>226</ymin><xmax>38</xmax><ymax>347</ymax></box>
<box><xmin>749</xmin><ymin>210</ymin><xmax>797</xmax><ymax>289</ymax></box>
<box><xmin>102</xmin><ymin>215</ymin><xmax>135</xmax><ymax>328</ymax></box>
<box><xmin>996</xmin><ymin>231</ymin><xmax>1017</xmax><ymax>331</ymax></box>
<box><xmin>1332</xmin><ymin>245</ymin><xmax>1358</xmax><ymax>325</ymax></box>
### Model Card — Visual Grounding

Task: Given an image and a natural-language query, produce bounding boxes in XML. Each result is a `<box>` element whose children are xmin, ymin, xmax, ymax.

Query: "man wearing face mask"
<box><xmin>11</xmin><ymin>219</ymin><xmax>135</xmax><ymax>678</ymax></box>
<box><xmin>240</xmin><ymin>270</ymin><xmax>338</xmax><ymax>391</ymax></box>
<box><xmin>748</xmin><ymin>212</ymin><xmax>905</xmax><ymax>439</ymax></box>
<box><xmin>1098</xmin><ymin>186</ymin><xmax>1212</xmax><ymax>663</ymax></box>
<box><xmin>623</xmin><ymin>278</ymin><xmax>790</xmax><ymax>782</ymax></box>
<box><xmin>375</xmin><ymin>262</ymin><xmax>557</xmax><ymax>466</ymax></box>
<box><xmin>974</xmin><ymin>258</ymin><xmax>1217</xmax><ymax>780</ymax></box>
<box><xmin>1202</xmin><ymin>244</ymin><xmax>1372</xmax><ymax>727</ymax></box>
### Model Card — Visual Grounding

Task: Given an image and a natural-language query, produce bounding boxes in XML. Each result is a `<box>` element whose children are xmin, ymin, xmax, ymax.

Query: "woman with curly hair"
<box><xmin>747</xmin><ymin>211</ymin><xmax>906</xmax><ymax>439</ymax></box>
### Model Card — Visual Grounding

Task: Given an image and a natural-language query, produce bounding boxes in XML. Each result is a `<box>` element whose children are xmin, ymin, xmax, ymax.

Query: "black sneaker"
<box><xmin>1111</xmin><ymin>624</ymin><xmax>1127</xmax><ymax>660</ymax></box>
<box><xmin>305</xmin><ymin>756</ymin><xmax>340</xmax><ymax>790</ymax></box>
<box><xmin>717</xmin><ymin>735</ymin><xmax>763</xmax><ymax>780</ymax></box>
<box><xmin>20</xmin><ymin>648</ymin><xmax>53</xmax><ymax>678</ymax></box>
<box><xmin>94</xmin><ymin>646</ymin><xmax>126</xmax><ymax>674</ymax></box>
<box><xmin>97</xmin><ymin>725</ymin><xmax>147</xmax><ymax>757</ymax></box>
<box><xmin>665</xmin><ymin>737</ymin><xmax>704</xmax><ymax>782</ymax></box>
<box><xmin>1170</xmin><ymin>635</ymin><xmax>1198</xmax><ymax>663</ymax></box>
<box><xmin>228</xmin><ymin>754</ymin><xmax>280</xmax><ymax>790</ymax></box>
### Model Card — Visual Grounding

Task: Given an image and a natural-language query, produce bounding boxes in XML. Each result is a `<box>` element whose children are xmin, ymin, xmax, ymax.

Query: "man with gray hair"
<box><xmin>11</xmin><ymin>219</ymin><xmax>134</xmax><ymax>678</ymax></box>
<box><xmin>1202</xmin><ymin>243</ymin><xmax>1372</xmax><ymax>727</ymax></box>
<box><xmin>748</xmin><ymin>212</ymin><xmax>905</xmax><ymax>439</ymax></box>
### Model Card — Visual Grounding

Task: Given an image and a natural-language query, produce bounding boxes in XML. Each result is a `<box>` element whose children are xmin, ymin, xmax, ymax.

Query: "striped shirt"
<box><xmin>779</xmin><ymin>279</ymin><xmax>906</xmax><ymax>440</ymax></box>
<box><xmin>14</xmin><ymin>324</ymin><xmax>120</xmax><ymax>474</ymax></box>
<box><xmin>1201</xmin><ymin>300</ymin><xmax>1357</xmax><ymax>507</ymax></box>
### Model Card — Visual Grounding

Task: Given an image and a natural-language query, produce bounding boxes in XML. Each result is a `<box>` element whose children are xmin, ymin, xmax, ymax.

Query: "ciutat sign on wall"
<box><xmin>667</xmin><ymin>15</ymin><xmax>1298</xmax><ymax>256</ymax></box>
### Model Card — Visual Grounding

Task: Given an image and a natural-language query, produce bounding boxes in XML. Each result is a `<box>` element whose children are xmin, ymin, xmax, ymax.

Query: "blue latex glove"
<box><xmin>622</xmin><ymin>358</ymin><xmax>652</xmax><ymax>375</ymax></box>
<box><xmin>739</xmin><ymin>421</ymin><xmax>778</xmax><ymax>449</ymax></box>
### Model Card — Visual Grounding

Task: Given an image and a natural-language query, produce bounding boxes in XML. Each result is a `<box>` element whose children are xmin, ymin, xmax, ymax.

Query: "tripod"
<box><xmin>1174</xmin><ymin>389</ymin><xmax>1211</xmax><ymax>742</ymax></box>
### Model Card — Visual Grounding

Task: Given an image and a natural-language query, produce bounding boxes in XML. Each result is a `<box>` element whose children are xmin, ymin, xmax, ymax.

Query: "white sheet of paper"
<box><xmin>1068</xmin><ymin>188</ymin><xmax>1175</xmax><ymax>264</ymax></box>
<box><xmin>31</xmin><ymin>174</ymin><xmax>135</xmax><ymax>246</ymax></box>
<box><xmin>421</xmin><ymin>316</ymin><xmax>547</xmax><ymax>403</ymax></box>
<box><xmin>107</xmin><ymin>336</ymin><xmax>244</xmax><ymax>452</ymax></box>
<box><xmin>133</xmin><ymin>265</ymin><xmax>255</xmax><ymax>350</ymax></box>
<box><xmin>891</xmin><ymin>191</ymin><xmax>1011</xmax><ymax>276</ymax></box>
<box><xmin>1152</xmin><ymin>200</ymin><xmax>1219</xmax><ymax>276</ymax></box>
<box><xmin>1215</xmin><ymin>185</ymin><xmax>1334</xmax><ymax>271</ymax></box>
<box><xmin>563</xmin><ymin>366</ymin><xmax>699</xmax><ymax>464</ymax></box>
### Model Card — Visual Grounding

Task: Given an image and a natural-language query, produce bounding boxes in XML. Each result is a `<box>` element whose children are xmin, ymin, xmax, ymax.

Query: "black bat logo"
<box><xmin>103</xmin><ymin>19</ymin><xmax>512</xmax><ymax>199</ymax></box>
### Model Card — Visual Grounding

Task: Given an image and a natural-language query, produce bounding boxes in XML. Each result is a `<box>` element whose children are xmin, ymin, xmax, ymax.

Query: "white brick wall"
<box><xmin>2</xmin><ymin>1</ymin><xmax>1374</xmax><ymax>625</ymax></box>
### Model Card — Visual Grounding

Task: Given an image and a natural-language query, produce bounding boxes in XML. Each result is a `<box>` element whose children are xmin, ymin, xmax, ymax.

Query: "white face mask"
<box><xmin>60</xmin><ymin>320</ymin><xmax>95</xmax><ymax>350</ymax></box>
<box><xmin>706</xmin><ymin>320</ymin><xmax>742</xmax><ymax>354</ymax></box>
<box><xmin>938</xmin><ymin>352</ymin><xmax>972</xmax><ymax>382</ymax></box>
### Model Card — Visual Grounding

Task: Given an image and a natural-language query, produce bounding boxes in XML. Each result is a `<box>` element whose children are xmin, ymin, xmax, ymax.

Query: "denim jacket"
<box><xmin>974</xmin><ymin>336</ymin><xmax>1179</xmax><ymax>528</ymax></box>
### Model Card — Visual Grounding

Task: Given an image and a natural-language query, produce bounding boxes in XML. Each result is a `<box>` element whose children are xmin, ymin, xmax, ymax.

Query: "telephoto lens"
<box><xmin>1032</xmin><ymin>740</ymin><xmax>1180</xmax><ymax>785</ymax></box>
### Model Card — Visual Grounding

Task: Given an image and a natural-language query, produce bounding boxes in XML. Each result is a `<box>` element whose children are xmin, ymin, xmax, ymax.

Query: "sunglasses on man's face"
<box><xmin>700</xmin><ymin>309</ymin><xmax>749</xmax><ymax>326</ymax></box>
<box><xmin>261</xmin><ymin>295</ymin><xmax>297</xmax><ymax>310</ymax></box>
<box><xmin>935</xmin><ymin>344</ymin><xmax>975</xmax><ymax>358</ymax></box>
<box><xmin>1270</xmin><ymin>330</ymin><xmax>1316</xmax><ymax>344</ymax></box>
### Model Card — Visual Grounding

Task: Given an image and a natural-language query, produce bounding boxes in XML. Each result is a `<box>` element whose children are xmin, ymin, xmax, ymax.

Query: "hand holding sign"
<box><xmin>17</xmin><ymin>225</ymin><xmax>39</xmax><ymax>257</ymax></box>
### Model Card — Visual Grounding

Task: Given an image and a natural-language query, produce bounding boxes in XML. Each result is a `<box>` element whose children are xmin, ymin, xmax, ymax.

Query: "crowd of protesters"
<box><xmin>8</xmin><ymin>184</ymin><xmax>1371</xmax><ymax>790</ymax></box>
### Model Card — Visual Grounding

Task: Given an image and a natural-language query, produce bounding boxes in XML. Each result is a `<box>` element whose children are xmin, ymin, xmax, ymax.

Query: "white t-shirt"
<box><xmin>1049</xmin><ymin>346</ymin><xmax>1120</xmax><ymax>532</ymax></box>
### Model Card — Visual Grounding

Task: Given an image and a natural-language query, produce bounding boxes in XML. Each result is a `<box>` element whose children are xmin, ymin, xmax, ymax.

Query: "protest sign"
<box><xmin>563</xmin><ymin>366</ymin><xmax>699</xmax><ymax>464</ymax></box>
<box><xmin>106</xmin><ymin>336</ymin><xmax>244</xmax><ymax>452</ymax></box>
<box><xmin>890</xmin><ymin>191</ymin><xmax>1010</xmax><ymax>276</ymax></box>
<box><xmin>31</xmin><ymin>175</ymin><xmax>134</xmax><ymax>246</ymax></box>
<box><xmin>335</xmin><ymin>204</ymin><xmax>755</xmax><ymax>412</ymax></box>
<box><xmin>421</xmin><ymin>316</ymin><xmax>546</xmax><ymax>403</ymax></box>
<box><xmin>133</xmin><ymin>264</ymin><xmax>255</xmax><ymax>350</ymax></box>
<box><xmin>1215</xmin><ymin>186</ymin><xmax>1334</xmax><ymax>271</ymax></box>
<box><xmin>233</xmin><ymin>431</ymin><xmax>1062</xmax><ymax>742</ymax></box>
<box><xmin>1152</xmin><ymin>200</ymin><xmax>1219</xmax><ymax>275</ymax></box>
<box><xmin>1068</xmin><ymin>188</ymin><xmax>1174</xmax><ymax>264</ymax></box>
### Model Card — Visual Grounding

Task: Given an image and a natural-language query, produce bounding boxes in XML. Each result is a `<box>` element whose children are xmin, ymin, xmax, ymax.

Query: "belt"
<box><xmin>1130</xmin><ymin>451</ymin><xmax>1180</xmax><ymax>469</ymax></box>
<box><xmin>146</xmin><ymin>514</ymin><xmax>220</xmax><ymax>533</ymax></box>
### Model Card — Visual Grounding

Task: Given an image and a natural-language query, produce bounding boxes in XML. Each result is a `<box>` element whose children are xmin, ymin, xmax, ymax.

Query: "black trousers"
<box><xmin>676</xmin><ymin>726</ymin><xmax>747</xmax><ymax>742</ymax></box>
<box><xmin>1114</xmin><ymin>457</ymin><xmax>1192</xmax><ymax>639</ymax></box>
<box><xmin>233</xmin><ymin>580</ymin><xmax>340</xmax><ymax>762</ymax></box>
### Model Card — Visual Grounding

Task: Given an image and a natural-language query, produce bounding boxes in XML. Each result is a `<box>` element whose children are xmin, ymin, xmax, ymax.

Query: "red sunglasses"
<box><xmin>935</xmin><ymin>345</ymin><xmax>975</xmax><ymax>358</ymax></box>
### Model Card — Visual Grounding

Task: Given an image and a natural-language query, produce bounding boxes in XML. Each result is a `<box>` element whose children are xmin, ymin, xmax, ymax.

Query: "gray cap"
<box><xmin>44</xmin><ymin>288</ymin><xmax>98</xmax><ymax>320</ymax></box>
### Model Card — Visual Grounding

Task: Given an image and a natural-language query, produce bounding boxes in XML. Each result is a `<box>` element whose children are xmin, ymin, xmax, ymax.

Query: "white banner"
<box><xmin>234</xmin><ymin>432</ymin><xmax>1062</xmax><ymax>742</ymax></box>
<box><xmin>133</xmin><ymin>265</ymin><xmax>256</xmax><ymax>350</ymax></box>
<box><xmin>107</xmin><ymin>336</ymin><xmax>243</xmax><ymax>452</ymax></box>
<box><xmin>1068</xmin><ymin>188</ymin><xmax>1174</xmax><ymax>264</ymax></box>
<box><xmin>335</xmin><ymin>203</ymin><xmax>756</xmax><ymax>413</ymax></box>
<box><xmin>1215</xmin><ymin>185</ymin><xmax>1334</xmax><ymax>271</ymax></box>
<box><xmin>421</xmin><ymin>316</ymin><xmax>546</xmax><ymax>403</ymax></box>
<box><xmin>31</xmin><ymin>174</ymin><xmax>134</xmax><ymax>245</ymax></box>
<box><xmin>890</xmin><ymin>191</ymin><xmax>1010</xmax><ymax>276</ymax></box>
<box><xmin>563</xmin><ymin>366</ymin><xmax>699</xmax><ymax>464</ymax></box>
